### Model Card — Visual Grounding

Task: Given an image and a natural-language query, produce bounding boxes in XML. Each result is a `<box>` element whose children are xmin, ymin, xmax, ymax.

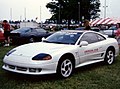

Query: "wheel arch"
<box><xmin>104</xmin><ymin>46</ymin><xmax>116</xmax><ymax>65</ymax></box>
<box><xmin>57</xmin><ymin>53</ymin><xmax>76</xmax><ymax>68</ymax></box>
<box><xmin>56</xmin><ymin>53</ymin><xmax>76</xmax><ymax>78</ymax></box>
<box><xmin>29</xmin><ymin>35</ymin><xmax>36</xmax><ymax>42</ymax></box>
<box><xmin>106</xmin><ymin>46</ymin><xmax>115</xmax><ymax>54</ymax></box>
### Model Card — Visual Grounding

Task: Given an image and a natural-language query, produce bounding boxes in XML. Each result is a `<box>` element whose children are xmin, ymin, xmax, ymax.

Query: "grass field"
<box><xmin>0</xmin><ymin>46</ymin><xmax>120</xmax><ymax>89</ymax></box>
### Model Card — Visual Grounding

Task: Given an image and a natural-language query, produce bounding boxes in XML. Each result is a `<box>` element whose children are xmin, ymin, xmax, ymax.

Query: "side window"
<box><xmin>80</xmin><ymin>33</ymin><xmax>98</xmax><ymax>44</ymax></box>
<box><xmin>31</xmin><ymin>29</ymin><xmax>37</xmax><ymax>33</ymax></box>
<box><xmin>24</xmin><ymin>29</ymin><xmax>30</xmax><ymax>33</ymax></box>
<box><xmin>25</xmin><ymin>28</ymin><xmax>33</xmax><ymax>33</ymax></box>
<box><xmin>97</xmin><ymin>34</ymin><xmax>106</xmax><ymax>41</ymax></box>
<box><xmin>36</xmin><ymin>29</ymin><xmax>46</xmax><ymax>33</ymax></box>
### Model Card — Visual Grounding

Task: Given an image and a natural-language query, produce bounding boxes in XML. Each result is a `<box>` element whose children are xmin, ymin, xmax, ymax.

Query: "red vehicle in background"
<box><xmin>0</xmin><ymin>28</ymin><xmax>5</xmax><ymax>43</ymax></box>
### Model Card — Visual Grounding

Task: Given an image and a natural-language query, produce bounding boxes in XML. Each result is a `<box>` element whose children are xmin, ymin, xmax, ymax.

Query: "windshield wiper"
<box><xmin>43</xmin><ymin>40</ymin><xmax>73</xmax><ymax>44</ymax></box>
<box><xmin>43</xmin><ymin>40</ymin><xmax>51</xmax><ymax>43</ymax></box>
<box><xmin>52</xmin><ymin>42</ymin><xmax>64</xmax><ymax>44</ymax></box>
<box><xmin>43</xmin><ymin>40</ymin><xmax>64</xmax><ymax>44</ymax></box>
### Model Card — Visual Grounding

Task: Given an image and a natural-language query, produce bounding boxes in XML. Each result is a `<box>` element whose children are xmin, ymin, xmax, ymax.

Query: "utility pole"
<box><xmin>59</xmin><ymin>4</ymin><xmax>61</xmax><ymax>24</ymax></box>
<box><xmin>20</xmin><ymin>15</ymin><xmax>22</xmax><ymax>21</ymax></box>
<box><xmin>40</xmin><ymin>6</ymin><xmax>41</xmax><ymax>22</ymax></box>
<box><xmin>10</xmin><ymin>8</ymin><xmax>12</xmax><ymax>21</ymax></box>
<box><xmin>103</xmin><ymin>0</ymin><xmax>108</xmax><ymax>18</ymax></box>
<box><xmin>24</xmin><ymin>8</ymin><xmax>26</xmax><ymax>21</ymax></box>
<box><xmin>40</xmin><ymin>6</ymin><xmax>42</xmax><ymax>27</ymax></box>
<box><xmin>78</xmin><ymin>2</ymin><xmax>80</xmax><ymax>24</ymax></box>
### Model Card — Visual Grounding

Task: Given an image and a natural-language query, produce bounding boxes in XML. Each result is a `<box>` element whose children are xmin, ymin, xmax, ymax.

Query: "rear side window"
<box><xmin>36</xmin><ymin>28</ymin><xmax>47</xmax><ymax>33</ymax></box>
<box><xmin>80</xmin><ymin>32</ymin><xmax>106</xmax><ymax>44</ymax></box>
<box><xmin>97</xmin><ymin>34</ymin><xmax>106</xmax><ymax>41</ymax></box>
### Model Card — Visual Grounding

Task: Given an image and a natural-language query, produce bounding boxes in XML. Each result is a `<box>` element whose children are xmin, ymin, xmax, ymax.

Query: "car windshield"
<box><xmin>36</xmin><ymin>28</ymin><xmax>47</xmax><ymax>33</ymax></box>
<box><xmin>16</xmin><ymin>27</ymin><xmax>30</xmax><ymax>33</ymax></box>
<box><xmin>44</xmin><ymin>31</ymin><xmax>83</xmax><ymax>45</ymax></box>
<box><xmin>108</xmin><ymin>26</ymin><xmax>117</xmax><ymax>30</ymax></box>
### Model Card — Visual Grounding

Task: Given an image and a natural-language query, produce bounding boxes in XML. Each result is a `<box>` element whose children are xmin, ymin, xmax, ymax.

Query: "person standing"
<box><xmin>2</xmin><ymin>20</ymin><xmax>10</xmax><ymax>46</ymax></box>
<box><xmin>115</xmin><ymin>23</ymin><xmax>120</xmax><ymax>47</ymax></box>
<box><xmin>83</xmin><ymin>20</ymin><xmax>91</xmax><ymax>30</ymax></box>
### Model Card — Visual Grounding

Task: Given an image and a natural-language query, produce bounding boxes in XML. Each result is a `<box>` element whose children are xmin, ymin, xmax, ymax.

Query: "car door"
<box><xmin>37</xmin><ymin>28</ymin><xmax>49</xmax><ymax>37</ymax></box>
<box><xmin>29</xmin><ymin>28</ymin><xmax>37</xmax><ymax>36</ymax></box>
<box><xmin>78</xmin><ymin>32</ymin><xmax>105</xmax><ymax>64</ymax></box>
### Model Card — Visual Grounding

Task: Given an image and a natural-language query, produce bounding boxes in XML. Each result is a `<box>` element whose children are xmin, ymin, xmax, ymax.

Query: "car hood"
<box><xmin>11</xmin><ymin>30</ymin><xmax>21</xmax><ymax>33</ymax></box>
<box><xmin>9</xmin><ymin>42</ymin><xmax>75</xmax><ymax>57</ymax></box>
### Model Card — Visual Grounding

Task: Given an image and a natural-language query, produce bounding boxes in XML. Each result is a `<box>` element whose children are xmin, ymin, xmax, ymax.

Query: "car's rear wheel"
<box><xmin>57</xmin><ymin>57</ymin><xmax>74</xmax><ymax>78</ymax></box>
<box><xmin>104</xmin><ymin>49</ymin><xmax>115</xmax><ymax>65</ymax></box>
<box><xmin>29</xmin><ymin>37</ymin><xmax>35</xmax><ymax>43</ymax></box>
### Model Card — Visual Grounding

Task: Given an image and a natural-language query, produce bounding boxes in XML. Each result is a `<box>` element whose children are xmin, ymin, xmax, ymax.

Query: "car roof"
<box><xmin>60</xmin><ymin>30</ymin><xmax>95</xmax><ymax>33</ymax></box>
<box><xmin>60</xmin><ymin>30</ymin><xmax>107</xmax><ymax>38</ymax></box>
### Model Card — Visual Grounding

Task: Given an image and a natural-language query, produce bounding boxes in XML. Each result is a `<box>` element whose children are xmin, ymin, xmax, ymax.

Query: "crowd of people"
<box><xmin>1</xmin><ymin>19</ymin><xmax>120</xmax><ymax>47</ymax></box>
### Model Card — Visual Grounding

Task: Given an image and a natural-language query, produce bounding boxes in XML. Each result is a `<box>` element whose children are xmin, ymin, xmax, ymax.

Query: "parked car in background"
<box><xmin>75</xmin><ymin>26</ymin><xmax>100</xmax><ymax>32</ymax></box>
<box><xmin>0</xmin><ymin>28</ymin><xmax>5</xmax><ymax>43</ymax></box>
<box><xmin>10</xmin><ymin>27</ymin><xmax>52</xmax><ymax>44</ymax></box>
<box><xmin>99</xmin><ymin>26</ymin><xmax>117</xmax><ymax>37</ymax></box>
<box><xmin>91</xmin><ymin>27</ymin><xmax>100</xmax><ymax>32</ymax></box>
<box><xmin>75</xmin><ymin>27</ymin><xmax>85</xmax><ymax>30</ymax></box>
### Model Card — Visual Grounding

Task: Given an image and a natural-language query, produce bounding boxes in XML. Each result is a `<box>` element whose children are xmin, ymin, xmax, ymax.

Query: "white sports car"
<box><xmin>2</xmin><ymin>30</ymin><xmax>119</xmax><ymax>78</ymax></box>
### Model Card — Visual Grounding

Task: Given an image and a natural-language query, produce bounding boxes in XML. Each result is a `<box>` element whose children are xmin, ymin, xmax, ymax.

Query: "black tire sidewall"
<box><xmin>29</xmin><ymin>37</ymin><xmax>35</xmax><ymax>43</ymax></box>
<box><xmin>104</xmin><ymin>49</ymin><xmax>115</xmax><ymax>65</ymax></box>
<box><xmin>57</xmin><ymin>57</ymin><xmax>74</xmax><ymax>78</ymax></box>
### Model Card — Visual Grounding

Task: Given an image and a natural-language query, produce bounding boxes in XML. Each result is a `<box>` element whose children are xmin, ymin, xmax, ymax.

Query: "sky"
<box><xmin>0</xmin><ymin>0</ymin><xmax>52</xmax><ymax>22</ymax></box>
<box><xmin>0</xmin><ymin>0</ymin><xmax>120</xmax><ymax>22</ymax></box>
<box><xmin>100</xmin><ymin>0</ymin><xmax>120</xmax><ymax>19</ymax></box>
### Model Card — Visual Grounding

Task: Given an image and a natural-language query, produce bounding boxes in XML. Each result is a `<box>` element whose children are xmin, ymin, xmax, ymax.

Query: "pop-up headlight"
<box><xmin>32</xmin><ymin>53</ymin><xmax>52</xmax><ymax>61</ymax></box>
<box><xmin>6</xmin><ymin>49</ymin><xmax>16</xmax><ymax>56</ymax></box>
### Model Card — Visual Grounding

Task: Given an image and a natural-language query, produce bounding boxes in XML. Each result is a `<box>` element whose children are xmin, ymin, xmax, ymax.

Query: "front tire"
<box><xmin>57</xmin><ymin>58</ymin><xmax>74</xmax><ymax>78</ymax></box>
<box><xmin>104</xmin><ymin>49</ymin><xmax>115</xmax><ymax>65</ymax></box>
<box><xmin>29</xmin><ymin>37</ymin><xmax>35</xmax><ymax>43</ymax></box>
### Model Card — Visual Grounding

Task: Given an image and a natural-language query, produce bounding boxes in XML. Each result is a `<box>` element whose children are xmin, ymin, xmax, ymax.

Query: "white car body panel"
<box><xmin>2</xmin><ymin>30</ymin><xmax>119</xmax><ymax>75</ymax></box>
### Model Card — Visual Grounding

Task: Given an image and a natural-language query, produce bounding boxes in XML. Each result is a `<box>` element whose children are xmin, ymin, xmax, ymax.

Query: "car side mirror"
<box><xmin>80</xmin><ymin>41</ymin><xmax>88</xmax><ymax>47</ymax></box>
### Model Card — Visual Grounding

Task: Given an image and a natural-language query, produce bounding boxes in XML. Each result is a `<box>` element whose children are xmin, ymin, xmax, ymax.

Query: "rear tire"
<box><xmin>29</xmin><ymin>37</ymin><xmax>35</xmax><ymax>43</ymax></box>
<box><xmin>104</xmin><ymin>49</ymin><xmax>115</xmax><ymax>65</ymax></box>
<box><xmin>57</xmin><ymin>57</ymin><xmax>74</xmax><ymax>78</ymax></box>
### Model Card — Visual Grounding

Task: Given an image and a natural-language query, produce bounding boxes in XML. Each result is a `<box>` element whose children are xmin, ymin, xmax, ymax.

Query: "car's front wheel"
<box><xmin>57</xmin><ymin>57</ymin><xmax>74</xmax><ymax>78</ymax></box>
<box><xmin>104</xmin><ymin>49</ymin><xmax>115</xmax><ymax>65</ymax></box>
<box><xmin>29</xmin><ymin>37</ymin><xmax>35</xmax><ymax>43</ymax></box>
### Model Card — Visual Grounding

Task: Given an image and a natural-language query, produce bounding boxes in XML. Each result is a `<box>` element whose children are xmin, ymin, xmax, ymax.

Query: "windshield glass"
<box><xmin>16</xmin><ymin>27</ymin><xmax>30</xmax><ymax>33</ymax></box>
<box><xmin>44</xmin><ymin>31</ymin><xmax>83</xmax><ymax>45</ymax></box>
<box><xmin>108</xmin><ymin>26</ymin><xmax>117</xmax><ymax>30</ymax></box>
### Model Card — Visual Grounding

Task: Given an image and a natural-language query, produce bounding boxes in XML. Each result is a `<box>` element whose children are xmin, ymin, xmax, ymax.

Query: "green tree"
<box><xmin>46</xmin><ymin>0</ymin><xmax>100</xmax><ymax>24</ymax></box>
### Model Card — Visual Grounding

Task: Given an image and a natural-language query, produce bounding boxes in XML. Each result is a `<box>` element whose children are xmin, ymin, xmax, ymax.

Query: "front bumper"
<box><xmin>2</xmin><ymin>55</ymin><xmax>58</xmax><ymax>75</ymax></box>
<box><xmin>2</xmin><ymin>62</ymin><xmax>57</xmax><ymax>75</ymax></box>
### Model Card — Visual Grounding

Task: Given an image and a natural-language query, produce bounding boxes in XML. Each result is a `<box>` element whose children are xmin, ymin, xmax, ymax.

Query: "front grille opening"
<box><xmin>4</xmin><ymin>64</ymin><xmax>7</xmax><ymax>67</ymax></box>
<box><xmin>4</xmin><ymin>64</ymin><xmax>42</xmax><ymax>73</ymax></box>
<box><xmin>29</xmin><ymin>68</ymin><xmax>42</xmax><ymax>73</ymax></box>
<box><xmin>29</xmin><ymin>68</ymin><xmax>36</xmax><ymax>72</ymax></box>
<box><xmin>17</xmin><ymin>67</ymin><xmax>27</xmax><ymax>71</ymax></box>
<box><xmin>9</xmin><ymin>65</ymin><xmax>15</xmax><ymax>69</ymax></box>
<box><xmin>10</xmin><ymin>33</ymin><xmax>20</xmax><ymax>37</ymax></box>
<box><xmin>38</xmin><ymin>69</ymin><xmax>42</xmax><ymax>72</ymax></box>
